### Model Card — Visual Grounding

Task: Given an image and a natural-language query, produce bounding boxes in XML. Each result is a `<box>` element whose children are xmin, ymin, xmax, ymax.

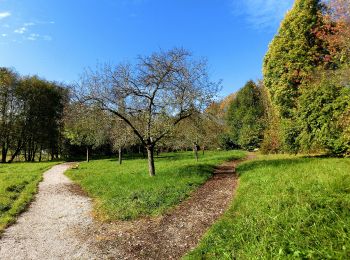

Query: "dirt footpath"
<box><xmin>90</xmin><ymin>154</ymin><xmax>255</xmax><ymax>259</ymax></box>
<box><xmin>0</xmin><ymin>155</ymin><xmax>254</xmax><ymax>260</ymax></box>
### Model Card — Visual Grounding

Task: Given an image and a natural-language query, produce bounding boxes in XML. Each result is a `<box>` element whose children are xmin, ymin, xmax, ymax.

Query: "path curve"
<box><xmin>89</xmin><ymin>154</ymin><xmax>256</xmax><ymax>259</ymax></box>
<box><xmin>0</xmin><ymin>154</ymin><xmax>255</xmax><ymax>260</ymax></box>
<box><xmin>0</xmin><ymin>163</ymin><xmax>96</xmax><ymax>260</ymax></box>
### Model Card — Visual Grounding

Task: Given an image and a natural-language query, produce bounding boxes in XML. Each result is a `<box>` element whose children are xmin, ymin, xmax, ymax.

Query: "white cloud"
<box><xmin>27</xmin><ymin>33</ymin><xmax>39</xmax><ymax>41</ymax></box>
<box><xmin>14</xmin><ymin>22</ymin><xmax>36</xmax><ymax>34</ymax></box>
<box><xmin>14</xmin><ymin>27</ymin><xmax>27</xmax><ymax>34</ymax></box>
<box><xmin>232</xmin><ymin>0</ymin><xmax>294</xmax><ymax>30</ymax></box>
<box><xmin>12</xmin><ymin>21</ymin><xmax>53</xmax><ymax>42</ymax></box>
<box><xmin>26</xmin><ymin>33</ymin><xmax>52</xmax><ymax>41</ymax></box>
<box><xmin>24</xmin><ymin>22</ymin><xmax>35</xmax><ymax>27</ymax></box>
<box><xmin>0</xmin><ymin>11</ymin><xmax>11</xmax><ymax>19</ymax></box>
<box><xmin>1</xmin><ymin>33</ymin><xmax>7</xmax><ymax>37</ymax></box>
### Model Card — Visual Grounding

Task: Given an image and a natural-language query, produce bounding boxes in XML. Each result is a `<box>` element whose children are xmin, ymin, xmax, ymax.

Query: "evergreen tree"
<box><xmin>263</xmin><ymin>0</ymin><xmax>328</xmax><ymax>119</ymax></box>
<box><xmin>227</xmin><ymin>81</ymin><xmax>265</xmax><ymax>150</ymax></box>
<box><xmin>298</xmin><ymin>69</ymin><xmax>350</xmax><ymax>155</ymax></box>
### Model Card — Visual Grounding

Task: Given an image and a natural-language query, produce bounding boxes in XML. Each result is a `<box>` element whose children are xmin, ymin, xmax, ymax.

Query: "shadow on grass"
<box><xmin>167</xmin><ymin>164</ymin><xmax>216</xmax><ymax>177</ymax></box>
<box><xmin>301</xmin><ymin>154</ymin><xmax>344</xmax><ymax>159</ymax></box>
<box><xmin>236</xmin><ymin>158</ymin><xmax>311</xmax><ymax>176</ymax></box>
<box><xmin>154</xmin><ymin>155</ymin><xmax>177</xmax><ymax>159</ymax></box>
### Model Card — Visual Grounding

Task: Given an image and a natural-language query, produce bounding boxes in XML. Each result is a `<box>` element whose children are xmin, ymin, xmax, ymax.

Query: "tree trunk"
<box><xmin>8</xmin><ymin>146</ymin><xmax>21</xmax><ymax>163</ymax></box>
<box><xmin>39</xmin><ymin>145</ymin><xmax>43</xmax><ymax>162</ymax></box>
<box><xmin>202</xmin><ymin>146</ymin><xmax>205</xmax><ymax>155</ymax></box>
<box><xmin>147</xmin><ymin>146</ymin><xmax>155</xmax><ymax>177</ymax></box>
<box><xmin>27</xmin><ymin>146</ymin><xmax>31</xmax><ymax>162</ymax></box>
<box><xmin>24</xmin><ymin>147</ymin><xmax>27</xmax><ymax>162</ymax></box>
<box><xmin>118</xmin><ymin>147</ymin><xmax>122</xmax><ymax>165</ymax></box>
<box><xmin>142</xmin><ymin>147</ymin><xmax>146</xmax><ymax>159</ymax></box>
<box><xmin>1</xmin><ymin>143</ymin><xmax>7</xmax><ymax>163</ymax></box>
<box><xmin>194</xmin><ymin>144</ymin><xmax>199</xmax><ymax>162</ymax></box>
<box><xmin>31</xmin><ymin>146</ymin><xmax>37</xmax><ymax>162</ymax></box>
<box><xmin>86</xmin><ymin>146</ymin><xmax>90</xmax><ymax>162</ymax></box>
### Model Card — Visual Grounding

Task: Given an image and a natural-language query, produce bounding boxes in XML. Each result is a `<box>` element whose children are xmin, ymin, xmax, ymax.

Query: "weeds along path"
<box><xmin>0</xmin><ymin>163</ymin><xmax>97</xmax><ymax>260</ymax></box>
<box><xmin>89</xmin><ymin>153</ymin><xmax>256</xmax><ymax>259</ymax></box>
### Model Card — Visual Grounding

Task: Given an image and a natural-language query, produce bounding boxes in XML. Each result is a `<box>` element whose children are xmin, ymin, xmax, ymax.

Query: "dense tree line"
<box><xmin>0</xmin><ymin>68</ymin><xmax>67</xmax><ymax>162</ymax></box>
<box><xmin>225</xmin><ymin>0</ymin><xmax>350</xmax><ymax>156</ymax></box>
<box><xmin>4</xmin><ymin>0</ymin><xmax>348</xmax><ymax>167</ymax></box>
<box><xmin>0</xmin><ymin>49</ymin><xmax>224</xmax><ymax>171</ymax></box>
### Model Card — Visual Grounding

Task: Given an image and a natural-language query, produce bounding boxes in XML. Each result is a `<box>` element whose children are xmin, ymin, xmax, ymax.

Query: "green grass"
<box><xmin>66</xmin><ymin>150</ymin><xmax>246</xmax><ymax>221</ymax></box>
<box><xmin>0</xmin><ymin>162</ymin><xmax>57</xmax><ymax>233</ymax></box>
<box><xmin>185</xmin><ymin>155</ymin><xmax>350</xmax><ymax>259</ymax></box>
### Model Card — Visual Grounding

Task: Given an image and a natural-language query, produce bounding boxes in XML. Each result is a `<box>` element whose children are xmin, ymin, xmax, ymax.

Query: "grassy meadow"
<box><xmin>0</xmin><ymin>162</ymin><xmax>57</xmax><ymax>233</ymax></box>
<box><xmin>65</xmin><ymin>150</ymin><xmax>246</xmax><ymax>220</ymax></box>
<box><xmin>185</xmin><ymin>155</ymin><xmax>350</xmax><ymax>259</ymax></box>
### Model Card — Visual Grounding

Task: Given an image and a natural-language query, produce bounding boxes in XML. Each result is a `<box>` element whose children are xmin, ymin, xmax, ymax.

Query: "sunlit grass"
<box><xmin>66</xmin><ymin>150</ymin><xmax>246</xmax><ymax>220</ymax></box>
<box><xmin>186</xmin><ymin>155</ymin><xmax>350</xmax><ymax>259</ymax></box>
<box><xmin>0</xmin><ymin>162</ymin><xmax>57</xmax><ymax>233</ymax></box>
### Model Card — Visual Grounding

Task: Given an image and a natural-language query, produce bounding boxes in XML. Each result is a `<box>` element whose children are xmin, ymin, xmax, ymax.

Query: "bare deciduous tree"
<box><xmin>77</xmin><ymin>48</ymin><xmax>220</xmax><ymax>176</ymax></box>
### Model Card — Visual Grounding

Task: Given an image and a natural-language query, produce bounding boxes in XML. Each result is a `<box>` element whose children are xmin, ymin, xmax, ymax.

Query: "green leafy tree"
<box><xmin>108</xmin><ymin>118</ymin><xmax>137</xmax><ymax>164</ymax></box>
<box><xmin>263</xmin><ymin>0</ymin><xmax>328</xmax><ymax>119</ymax></box>
<box><xmin>64</xmin><ymin>103</ymin><xmax>108</xmax><ymax>162</ymax></box>
<box><xmin>171</xmin><ymin>112</ymin><xmax>223</xmax><ymax>160</ymax></box>
<box><xmin>298</xmin><ymin>69</ymin><xmax>350</xmax><ymax>155</ymax></box>
<box><xmin>226</xmin><ymin>80</ymin><xmax>265</xmax><ymax>150</ymax></box>
<box><xmin>18</xmin><ymin>76</ymin><xmax>67</xmax><ymax>161</ymax></box>
<box><xmin>1</xmin><ymin>69</ymin><xmax>67</xmax><ymax>162</ymax></box>
<box><xmin>0</xmin><ymin>68</ymin><xmax>20</xmax><ymax>163</ymax></box>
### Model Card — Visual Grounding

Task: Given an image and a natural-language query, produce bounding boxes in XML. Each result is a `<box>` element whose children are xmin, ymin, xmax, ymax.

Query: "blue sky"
<box><xmin>0</xmin><ymin>0</ymin><xmax>294</xmax><ymax>97</ymax></box>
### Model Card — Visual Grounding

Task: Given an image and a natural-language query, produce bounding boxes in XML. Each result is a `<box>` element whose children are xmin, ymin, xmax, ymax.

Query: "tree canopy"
<box><xmin>0</xmin><ymin>69</ymin><xmax>67</xmax><ymax>163</ymax></box>
<box><xmin>77</xmin><ymin>48</ymin><xmax>220</xmax><ymax>176</ymax></box>
<box><xmin>226</xmin><ymin>80</ymin><xmax>265</xmax><ymax>150</ymax></box>
<box><xmin>263</xmin><ymin>0</ymin><xmax>327</xmax><ymax>119</ymax></box>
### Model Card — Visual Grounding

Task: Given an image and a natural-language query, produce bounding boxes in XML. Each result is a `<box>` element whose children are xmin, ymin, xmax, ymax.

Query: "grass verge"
<box><xmin>0</xmin><ymin>162</ymin><xmax>57</xmax><ymax>234</ymax></box>
<box><xmin>185</xmin><ymin>155</ymin><xmax>350</xmax><ymax>259</ymax></box>
<box><xmin>66</xmin><ymin>150</ymin><xmax>245</xmax><ymax>221</ymax></box>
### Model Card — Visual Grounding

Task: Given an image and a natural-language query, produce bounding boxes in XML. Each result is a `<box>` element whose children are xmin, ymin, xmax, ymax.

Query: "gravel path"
<box><xmin>0</xmin><ymin>163</ymin><xmax>96</xmax><ymax>260</ymax></box>
<box><xmin>0</xmin><ymin>155</ymin><xmax>254</xmax><ymax>260</ymax></box>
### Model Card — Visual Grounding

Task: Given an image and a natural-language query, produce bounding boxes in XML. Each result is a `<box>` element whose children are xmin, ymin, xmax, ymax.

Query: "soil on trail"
<box><xmin>0</xmin><ymin>154</ymin><xmax>255</xmax><ymax>260</ymax></box>
<box><xmin>0</xmin><ymin>163</ymin><xmax>97</xmax><ymax>260</ymax></box>
<box><xmin>90</xmin><ymin>154</ymin><xmax>255</xmax><ymax>259</ymax></box>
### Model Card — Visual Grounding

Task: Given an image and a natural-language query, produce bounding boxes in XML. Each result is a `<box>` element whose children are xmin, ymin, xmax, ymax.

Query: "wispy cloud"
<box><xmin>27</xmin><ymin>33</ymin><xmax>52</xmax><ymax>41</ymax></box>
<box><xmin>232</xmin><ymin>0</ymin><xmax>294</xmax><ymax>30</ymax></box>
<box><xmin>12</xmin><ymin>21</ymin><xmax>54</xmax><ymax>42</ymax></box>
<box><xmin>27</xmin><ymin>33</ymin><xmax>39</xmax><ymax>41</ymax></box>
<box><xmin>24</xmin><ymin>22</ymin><xmax>35</xmax><ymax>27</ymax></box>
<box><xmin>14</xmin><ymin>26</ymin><xmax>27</xmax><ymax>34</ymax></box>
<box><xmin>0</xmin><ymin>11</ymin><xmax>11</xmax><ymax>19</ymax></box>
